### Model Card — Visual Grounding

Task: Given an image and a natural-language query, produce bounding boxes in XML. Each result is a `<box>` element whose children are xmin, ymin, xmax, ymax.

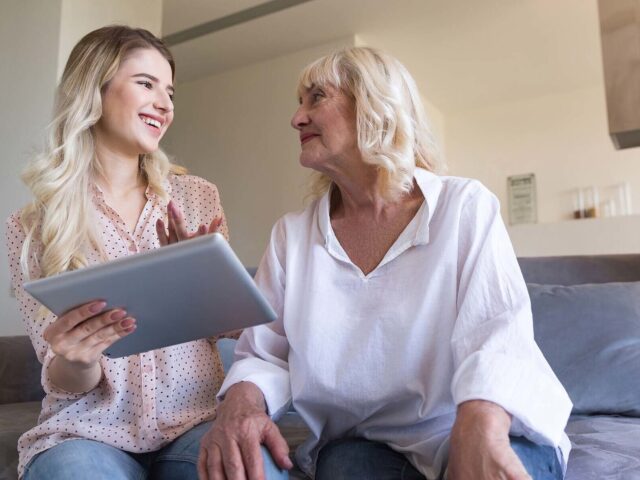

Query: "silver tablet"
<box><xmin>23</xmin><ymin>233</ymin><xmax>275</xmax><ymax>358</ymax></box>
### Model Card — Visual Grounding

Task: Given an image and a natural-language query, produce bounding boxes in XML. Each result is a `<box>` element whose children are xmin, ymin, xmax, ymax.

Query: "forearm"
<box><xmin>48</xmin><ymin>355</ymin><xmax>102</xmax><ymax>393</ymax></box>
<box><xmin>453</xmin><ymin>400</ymin><xmax>512</xmax><ymax>440</ymax></box>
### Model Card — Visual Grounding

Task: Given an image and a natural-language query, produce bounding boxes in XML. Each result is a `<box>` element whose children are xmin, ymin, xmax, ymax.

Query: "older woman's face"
<box><xmin>291</xmin><ymin>84</ymin><xmax>359</xmax><ymax>173</ymax></box>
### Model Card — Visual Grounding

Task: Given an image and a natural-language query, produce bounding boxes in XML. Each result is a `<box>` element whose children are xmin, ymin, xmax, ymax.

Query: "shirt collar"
<box><xmin>90</xmin><ymin>176</ymin><xmax>172</xmax><ymax>204</ymax></box>
<box><xmin>317</xmin><ymin>167</ymin><xmax>443</xmax><ymax>249</ymax></box>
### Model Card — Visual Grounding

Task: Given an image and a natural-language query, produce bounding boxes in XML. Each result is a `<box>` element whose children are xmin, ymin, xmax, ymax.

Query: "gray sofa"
<box><xmin>2</xmin><ymin>255</ymin><xmax>640</xmax><ymax>479</ymax></box>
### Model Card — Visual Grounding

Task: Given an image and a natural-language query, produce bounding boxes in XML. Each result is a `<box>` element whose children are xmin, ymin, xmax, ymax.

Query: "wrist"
<box><xmin>453</xmin><ymin>400</ymin><xmax>512</xmax><ymax>438</ymax></box>
<box><xmin>223</xmin><ymin>381</ymin><xmax>267</xmax><ymax>412</ymax></box>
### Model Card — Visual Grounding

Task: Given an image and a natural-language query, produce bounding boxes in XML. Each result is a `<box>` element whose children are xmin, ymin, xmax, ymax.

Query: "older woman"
<box><xmin>198</xmin><ymin>47</ymin><xmax>571</xmax><ymax>480</ymax></box>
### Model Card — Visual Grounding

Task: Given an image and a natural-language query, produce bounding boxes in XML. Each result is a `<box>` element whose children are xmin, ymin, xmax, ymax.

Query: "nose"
<box><xmin>154</xmin><ymin>89</ymin><xmax>174</xmax><ymax>113</ymax></box>
<box><xmin>291</xmin><ymin>103</ymin><xmax>310</xmax><ymax>130</ymax></box>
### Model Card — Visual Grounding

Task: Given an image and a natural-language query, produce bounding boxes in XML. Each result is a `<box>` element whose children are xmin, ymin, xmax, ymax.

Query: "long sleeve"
<box><xmin>450</xmin><ymin>187</ymin><xmax>572</xmax><ymax>447</ymax></box>
<box><xmin>5</xmin><ymin>213</ymin><xmax>86</xmax><ymax>400</ymax></box>
<box><xmin>217</xmin><ymin>220</ymin><xmax>291</xmax><ymax>419</ymax></box>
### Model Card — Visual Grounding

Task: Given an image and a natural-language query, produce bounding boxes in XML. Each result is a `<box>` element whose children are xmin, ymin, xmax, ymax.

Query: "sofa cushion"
<box><xmin>0</xmin><ymin>401</ymin><xmax>40</xmax><ymax>480</ymax></box>
<box><xmin>565</xmin><ymin>415</ymin><xmax>640</xmax><ymax>480</ymax></box>
<box><xmin>0</xmin><ymin>336</ymin><xmax>44</xmax><ymax>404</ymax></box>
<box><xmin>528</xmin><ymin>282</ymin><xmax>640</xmax><ymax>415</ymax></box>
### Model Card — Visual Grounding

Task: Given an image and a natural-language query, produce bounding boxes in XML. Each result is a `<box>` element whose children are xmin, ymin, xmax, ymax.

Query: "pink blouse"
<box><xmin>5</xmin><ymin>174</ymin><xmax>231</xmax><ymax>478</ymax></box>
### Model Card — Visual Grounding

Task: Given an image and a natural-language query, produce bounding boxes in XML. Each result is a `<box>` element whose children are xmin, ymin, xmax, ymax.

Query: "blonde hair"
<box><xmin>297</xmin><ymin>46</ymin><xmax>444</xmax><ymax>200</ymax></box>
<box><xmin>20</xmin><ymin>25</ymin><xmax>185</xmax><ymax>279</ymax></box>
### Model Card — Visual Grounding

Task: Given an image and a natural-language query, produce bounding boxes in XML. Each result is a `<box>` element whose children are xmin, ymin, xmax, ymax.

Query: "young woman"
<box><xmin>5</xmin><ymin>25</ymin><xmax>246</xmax><ymax>480</ymax></box>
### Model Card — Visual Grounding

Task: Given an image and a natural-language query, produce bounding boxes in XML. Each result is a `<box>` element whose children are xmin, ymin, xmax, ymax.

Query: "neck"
<box><xmin>95</xmin><ymin>144</ymin><xmax>145</xmax><ymax>195</ymax></box>
<box><xmin>329</xmin><ymin>163</ymin><xmax>422</xmax><ymax>222</ymax></box>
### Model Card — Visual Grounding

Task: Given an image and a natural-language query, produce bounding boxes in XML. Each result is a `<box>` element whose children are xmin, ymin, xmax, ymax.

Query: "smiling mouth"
<box><xmin>139</xmin><ymin>115</ymin><xmax>162</xmax><ymax>129</ymax></box>
<box><xmin>300</xmin><ymin>134</ymin><xmax>318</xmax><ymax>144</ymax></box>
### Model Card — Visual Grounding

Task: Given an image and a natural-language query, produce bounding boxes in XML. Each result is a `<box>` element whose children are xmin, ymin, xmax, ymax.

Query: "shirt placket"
<box><xmin>139</xmin><ymin>351</ymin><xmax>160</xmax><ymax>438</ymax></box>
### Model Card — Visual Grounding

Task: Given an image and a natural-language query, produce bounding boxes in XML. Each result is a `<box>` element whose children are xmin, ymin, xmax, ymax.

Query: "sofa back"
<box><xmin>522</xmin><ymin>254</ymin><xmax>640</xmax><ymax>416</ymax></box>
<box><xmin>0</xmin><ymin>336</ymin><xmax>44</xmax><ymax>404</ymax></box>
<box><xmin>519</xmin><ymin>254</ymin><xmax>640</xmax><ymax>285</ymax></box>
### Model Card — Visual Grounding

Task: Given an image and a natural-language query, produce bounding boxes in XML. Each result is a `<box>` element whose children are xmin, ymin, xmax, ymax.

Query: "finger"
<box><xmin>86</xmin><ymin>320</ymin><xmax>136</xmax><ymax>358</ymax></box>
<box><xmin>156</xmin><ymin>218</ymin><xmax>169</xmax><ymax>246</ymax></box>
<box><xmin>239</xmin><ymin>439</ymin><xmax>266</xmax><ymax>480</ymax></box>
<box><xmin>198</xmin><ymin>445</ymin><xmax>209</xmax><ymax>480</ymax></box>
<box><xmin>208</xmin><ymin>217</ymin><xmax>223</xmax><ymax>234</ymax></box>
<box><xmin>221</xmin><ymin>442</ymin><xmax>247</xmax><ymax>480</ymax></box>
<box><xmin>204</xmin><ymin>443</ymin><xmax>227</xmax><ymax>480</ymax></box>
<box><xmin>71</xmin><ymin>309</ymin><xmax>128</xmax><ymax>344</ymax></box>
<box><xmin>262</xmin><ymin>422</ymin><xmax>293</xmax><ymax>470</ymax></box>
<box><xmin>44</xmin><ymin>301</ymin><xmax>107</xmax><ymax>342</ymax></box>
<box><xmin>70</xmin><ymin>314</ymin><xmax>136</xmax><ymax>352</ymax></box>
<box><xmin>169</xmin><ymin>201</ymin><xmax>190</xmax><ymax>240</ymax></box>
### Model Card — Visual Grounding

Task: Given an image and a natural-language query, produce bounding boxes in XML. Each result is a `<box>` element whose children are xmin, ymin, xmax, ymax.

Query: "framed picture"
<box><xmin>507</xmin><ymin>173</ymin><xmax>537</xmax><ymax>225</ymax></box>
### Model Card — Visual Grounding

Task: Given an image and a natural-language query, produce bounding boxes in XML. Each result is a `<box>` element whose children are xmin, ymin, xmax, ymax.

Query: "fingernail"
<box><xmin>111</xmin><ymin>310</ymin><xmax>127</xmax><ymax>321</ymax></box>
<box><xmin>120</xmin><ymin>317</ymin><xmax>135</xmax><ymax>328</ymax></box>
<box><xmin>199</xmin><ymin>225</ymin><xmax>207</xmax><ymax>234</ymax></box>
<box><xmin>89</xmin><ymin>301</ymin><xmax>107</xmax><ymax>314</ymax></box>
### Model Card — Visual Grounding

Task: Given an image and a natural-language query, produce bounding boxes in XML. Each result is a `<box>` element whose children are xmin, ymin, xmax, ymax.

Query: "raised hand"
<box><xmin>156</xmin><ymin>200</ymin><xmax>223</xmax><ymax>246</ymax></box>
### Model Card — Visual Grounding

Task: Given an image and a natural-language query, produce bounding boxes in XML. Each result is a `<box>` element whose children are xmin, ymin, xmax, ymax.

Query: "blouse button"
<box><xmin>129</xmin><ymin>243</ymin><xmax>137</xmax><ymax>252</ymax></box>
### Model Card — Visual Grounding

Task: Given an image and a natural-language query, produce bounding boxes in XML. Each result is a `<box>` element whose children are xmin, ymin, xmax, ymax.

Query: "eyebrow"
<box><xmin>132</xmin><ymin>73</ymin><xmax>175</xmax><ymax>94</ymax></box>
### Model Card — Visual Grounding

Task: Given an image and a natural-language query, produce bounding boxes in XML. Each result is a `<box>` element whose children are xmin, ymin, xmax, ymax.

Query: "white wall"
<box><xmin>163</xmin><ymin>38</ymin><xmax>356</xmax><ymax>266</ymax></box>
<box><xmin>1</xmin><ymin>0</ymin><xmax>62</xmax><ymax>335</ymax></box>
<box><xmin>445</xmin><ymin>86</ymin><xmax>640</xmax><ymax>255</ymax></box>
<box><xmin>58</xmin><ymin>0</ymin><xmax>163</xmax><ymax>78</ymax></box>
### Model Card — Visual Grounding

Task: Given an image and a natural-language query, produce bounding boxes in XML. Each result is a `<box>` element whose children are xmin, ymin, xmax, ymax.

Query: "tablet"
<box><xmin>23</xmin><ymin>233</ymin><xmax>276</xmax><ymax>358</ymax></box>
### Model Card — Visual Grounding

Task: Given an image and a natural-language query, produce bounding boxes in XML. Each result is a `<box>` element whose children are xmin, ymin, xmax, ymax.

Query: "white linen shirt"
<box><xmin>218</xmin><ymin>169</ymin><xmax>572</xmax><ymax>479</ymax></box>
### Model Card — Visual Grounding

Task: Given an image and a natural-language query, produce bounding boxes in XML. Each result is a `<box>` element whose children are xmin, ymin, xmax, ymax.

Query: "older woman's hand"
<box><xmin>198</xmin><ymin>381</ymin><xmax>293</xmax><ymax>480</ymax></box>
<box><xmin>155</xmin><ymin>200</ymin><xmax>223</xmax><ymax>246</ymax></box>
<box><xmin>448</xmin><ymin>400</ymin><xmax>531</xmax><ymax>480</ymax></box>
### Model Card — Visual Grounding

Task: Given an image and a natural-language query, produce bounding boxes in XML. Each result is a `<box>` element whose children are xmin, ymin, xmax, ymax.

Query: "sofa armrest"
<box><xmin>0</xmin><ymin>336</ymin><xmax>44</xmax><ymax>404</ymax></box>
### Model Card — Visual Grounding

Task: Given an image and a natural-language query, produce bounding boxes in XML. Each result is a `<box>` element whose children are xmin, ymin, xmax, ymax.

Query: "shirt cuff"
<box><xmin>217</xmin><ymin>357</ymin><xmax>292</xmax><ymax>420</ymax></box>
<box><xmin>451</xmin><ymin>350</ymin><xmax>572</xmax><ymax>448</ymax></box>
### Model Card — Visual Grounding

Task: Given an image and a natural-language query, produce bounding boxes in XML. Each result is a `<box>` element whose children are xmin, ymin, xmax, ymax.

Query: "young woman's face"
<box><xmin>95</xmin><ymin>48</ymin><xmax>174</xmax><ymax>158</ymax></box>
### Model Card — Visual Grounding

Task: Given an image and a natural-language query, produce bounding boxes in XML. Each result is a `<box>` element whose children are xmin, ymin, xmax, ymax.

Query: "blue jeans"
<box><xmin>315</xmin><ymin>436</ymin><xmax>562</xmax><ymax>480</ymax></box>
<box><xmin>23</xmin><ymin>421</ymin><xmax>289</xmax><ymax>480</ymax></box>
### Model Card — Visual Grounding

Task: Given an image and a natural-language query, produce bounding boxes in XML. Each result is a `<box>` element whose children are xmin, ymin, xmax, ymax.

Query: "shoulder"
<box><xmin>272</xmin><ymin>198</ymin><xmax>320</xmax><ymax>237</ymax></box>
<box><xmin>168</xmin><ymin>174</ymin><xmax>222</xmax><ymax>203</ymax></box>
<box><xmin>5</xmin><ymin>210</ymin><xmax>26</xmax><ymax>241</ymax></box>
<box><xmin>437</xmin><ymin>175</ymin><xmax>499</xmax><ymax>215</ymax></box>
<box><xmin>168</xmin><ymin>173</ymin><xmax>219</xmax><ymax>194</ymax></box>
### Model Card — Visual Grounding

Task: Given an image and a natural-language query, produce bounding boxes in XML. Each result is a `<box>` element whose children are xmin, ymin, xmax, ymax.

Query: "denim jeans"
<box><xmin>23</xmin><ymin>421</ymin><xmax>289</xmax><ymax>480</ymax></box>
<box><xmin>315</xmin><ymin>436</ymin><xmax>563</xmax><ymax>480</ymax></box>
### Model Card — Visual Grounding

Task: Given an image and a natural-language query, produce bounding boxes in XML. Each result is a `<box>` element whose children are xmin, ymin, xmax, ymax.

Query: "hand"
<box><xmin>448</xmin><ymin>400</ymin><xmax>531</xmax><ymax>480</ymax></box>
<box><xmin>198</xmin><ymin>382</ymin><xmax>293</xmax><ymax>480</ymax></box>
<box><xmin>43</xmin><ymin>301</ymin><xmax>136</xmax><ymax>392</ymax></box>
<box><xmin>156</xmin><ymin>200</ymin><xmax>223</xmax><ymax>246</ymax></box>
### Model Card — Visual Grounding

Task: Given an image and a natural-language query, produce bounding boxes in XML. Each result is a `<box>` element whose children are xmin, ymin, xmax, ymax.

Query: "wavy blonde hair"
<box><xmin>297</xmin><ymin>46</ymin><xmax>444</xmax><ymax>200</ymax></box>
<box><xmin>20</xmin><ymin>25</ymin><xmax>185</xmax><ymax>279</ymax></box>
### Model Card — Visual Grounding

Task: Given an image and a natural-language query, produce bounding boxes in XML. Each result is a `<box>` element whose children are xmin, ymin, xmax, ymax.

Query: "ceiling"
<box><xmin>161</xmin><ymin>0</ymin><xmax>604</xmax><ymax>113</ymax></box>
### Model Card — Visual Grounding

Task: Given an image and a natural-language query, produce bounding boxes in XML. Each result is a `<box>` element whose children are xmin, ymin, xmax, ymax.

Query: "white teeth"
<box><xmin>140</xmin><ymin>116</ymin><xmax>161</xmax><ymax>128</ymax></box>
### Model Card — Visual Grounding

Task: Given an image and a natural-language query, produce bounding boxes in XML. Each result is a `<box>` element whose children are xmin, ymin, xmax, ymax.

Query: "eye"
<box><xmin>312</xmin><ymin>91</ymin><xmax>325</xmax><ymax>102</ymax></box>
<box><xmin>168</xmin><ymin>92</ymin><xmax>175</xmax><ymax>101</ymax></box>
<box><xmin>138</xmin><ymin>80</ymin><xmax>153</xmax><ymax>89</ymax></box>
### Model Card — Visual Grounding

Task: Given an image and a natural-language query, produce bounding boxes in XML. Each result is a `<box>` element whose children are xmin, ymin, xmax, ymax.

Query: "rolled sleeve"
<box><xmin>217</xmin><ymin>220</ymin><xmax>292</xmax><ymax>419</ymax></box>
<box><xmin>451</xmin><ymin>186</ymin><xmax>572</xmax><ymax>448</ymax></box>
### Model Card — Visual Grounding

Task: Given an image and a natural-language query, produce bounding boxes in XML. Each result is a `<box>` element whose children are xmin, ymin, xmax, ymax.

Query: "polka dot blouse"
<box><xmin>5</xmin><ymin>174</ymin><xmax>233</xmax><ymax>479</ymax></box>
